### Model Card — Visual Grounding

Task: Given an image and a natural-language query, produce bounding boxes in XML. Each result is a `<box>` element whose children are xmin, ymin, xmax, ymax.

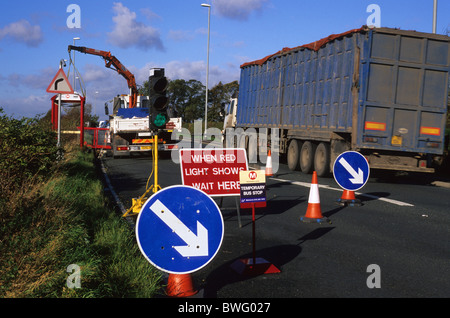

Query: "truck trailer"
<box><xmin>223</xmin><ymin>26</ymin><xmax>450</xmax><ymax>176</ymax></box>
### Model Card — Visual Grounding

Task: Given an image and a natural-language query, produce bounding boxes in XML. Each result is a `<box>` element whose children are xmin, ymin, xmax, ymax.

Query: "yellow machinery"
<box><xmin>122</xmin><ymin>135</ymin><xmax>161</xmax><ymax>217</ymax></box>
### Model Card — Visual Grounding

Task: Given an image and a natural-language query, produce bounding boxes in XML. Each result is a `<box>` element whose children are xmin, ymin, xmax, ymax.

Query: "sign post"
<box><xmin>46</xmin><ymin>66</ymin><xmax>74</xmax><ymax>150</ymax></box>
<box><xmin>230</xmin><ymin>170</ymin><xmax>279</xmax><ymax>276</ymax></box>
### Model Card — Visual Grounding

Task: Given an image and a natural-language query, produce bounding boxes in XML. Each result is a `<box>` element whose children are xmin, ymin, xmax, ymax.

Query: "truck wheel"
<box><xmin>300</xmin><ymin>141</ymin><xmax>316</xmax><ymax>174</ymax></box>
<box><xmin>287</xmin><ymin>139</ymin><xmax>301</xmax><ymax>171</ymax></box>
<box><xmin>314</xmin><ymin>142</ymin><xmax>330</xmax><ymax>177</ymax></box>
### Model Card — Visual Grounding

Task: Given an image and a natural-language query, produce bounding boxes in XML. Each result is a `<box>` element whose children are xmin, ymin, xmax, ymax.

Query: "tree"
<box><xmin>208</xmin><ymin>81</ymin><xmax>239</xmax><ymax>123</ymax></box>
<box><xmin>140</xmin><ymin>77</ymin><xmax>239</xmax><ymax>125</ymax></box>
<box><xmin>168</xmin><ymin>79</ymin><xmax>205</xmax><ymax>123</ymax></box>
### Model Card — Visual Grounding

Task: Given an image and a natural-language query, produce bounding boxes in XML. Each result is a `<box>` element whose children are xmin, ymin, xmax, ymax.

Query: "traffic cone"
<box><xmin>166</xmin><ymin>274</ymin><xmax>197</xmax><ymax>297</ymax></box>
<box><xmin>300</xmin><ymin>171</ymin><xmax>330</xmax><ymax>223</ymax></box>
<box><xmin>265</xmin><ymin>149</ymin><xmax>273</xmax><ymax>177</ymax></box>
<box><xmin>336</xmin><ymin>190</ymin><xmax>362</xmax><ymax>206</ymax></box>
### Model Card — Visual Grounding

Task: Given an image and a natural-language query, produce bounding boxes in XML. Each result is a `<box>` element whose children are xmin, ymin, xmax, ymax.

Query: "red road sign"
<box><xmin>179</xmin><ymin>148</ymin><xmax>248</xmax><ymax>197</ymax></box>
<box><xmin>46</xmin><ymin>69</ymin><xmax>74</xmax><ymax>94</ymax></box>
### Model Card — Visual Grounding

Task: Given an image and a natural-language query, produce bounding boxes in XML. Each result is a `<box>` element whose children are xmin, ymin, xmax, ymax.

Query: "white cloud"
<box><xmin>165</xmin><ymin>60</ymin><xmax>239</xmax><ymax>87</ymax></box>
<box><xmin>107</xmin><ymin>2</ymin><xmax>164</xmax><ymax>51</ymax></box>
<box><xmin>212</xmin><ymin>0</ymin><xmax>269</xmax><ymax>21</ymax></box>
<box><xmin>140</xmin><ymin>8</ymin><xmax>161</xmax><ymax>21</ymax></box>
<box><xmin>81</xmin><ymin>64</ymin><xmax>111</xmax><ymax>83</ymax></box>
<box><xmin>2</xmin><ymin>95</ymin><xmax>49</xmax><ymax>119</ymax></box>
<box><xmin>0</xmin><ymin>19</ymin><xmax>43</xmax><ymax>47</ymax></box>
<box><xmin>168</xmin><ymin>30</ymin><xmax>195</xmax><ymax>42</ymax></box>
<box><xmin>166</xmin><ymin>60</ymin><xmax>206</xmax><ymax>82</ymax></box>
<box><xmin>4</xmin><ymin>67</ymin><xmax>56</xmax><ymax>91</ymax></box>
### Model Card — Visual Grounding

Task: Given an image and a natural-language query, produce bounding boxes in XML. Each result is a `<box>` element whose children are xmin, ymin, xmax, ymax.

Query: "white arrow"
<box><xmin>149</xmin><ymin>199</ymin><xmax>208</xmax><ymax>258</ymax></box>
<box><xmin>338</xmin><ymin>157</ymin><xmax>364</xmax><ymax>184</ymax></box>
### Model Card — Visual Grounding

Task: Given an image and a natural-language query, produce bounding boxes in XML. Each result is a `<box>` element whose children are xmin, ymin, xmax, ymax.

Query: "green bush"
<box><xmin>0</xmin><ymin>110</ymin><xmax>162</xmax><ymax>297</ymax></box>
<box><xmin>0</xmin><ymin>108</ymin><xmax>57</xmax><ymax>198</ymax></box>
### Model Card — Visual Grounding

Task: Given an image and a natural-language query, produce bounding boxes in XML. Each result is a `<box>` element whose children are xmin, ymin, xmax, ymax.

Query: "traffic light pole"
<box><xmin>152</xmin><ymin>134</ymin><xmax>161</xmax><ymax>194</ymax></box>
<box><xmin>122</xmin><ymin>67</ymin><xmax>167</xmax><ymax>217</ymax></box>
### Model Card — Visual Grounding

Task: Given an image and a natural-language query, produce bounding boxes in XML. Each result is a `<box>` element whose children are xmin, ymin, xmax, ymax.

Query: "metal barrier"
<box><xmin>83</xmin><ymin>127</ymin><xmax>111</xmax><ymax>150</ymax></box>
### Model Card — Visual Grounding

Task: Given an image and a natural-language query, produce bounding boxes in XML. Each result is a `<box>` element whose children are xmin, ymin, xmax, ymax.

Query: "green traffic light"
<box><xmin>153</xmin><ymin>113</ymin><xmax>168</xmax><ymax>128</ymax></box>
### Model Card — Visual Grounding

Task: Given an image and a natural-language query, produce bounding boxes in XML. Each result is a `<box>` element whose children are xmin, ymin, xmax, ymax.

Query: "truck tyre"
<box><xmin>300</xmin><ymin>141</ymin><xmax>316</xmax><ymax>174</ymax></box>
<box><xmin>314</xmin><ymin>142</ymin><xmax>330</xmax><ymax>177</ymax></box>
<box><xmin>287</xmin><ymin>139</ymin><xmax>301</xmax><ymax>171</ymax></box>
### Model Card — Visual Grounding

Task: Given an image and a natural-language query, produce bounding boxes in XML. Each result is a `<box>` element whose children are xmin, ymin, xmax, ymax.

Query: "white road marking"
<box><xmin>271</xmin><ymin>177</ymin><xmax>414</xmax><ymax>207</ymax></box>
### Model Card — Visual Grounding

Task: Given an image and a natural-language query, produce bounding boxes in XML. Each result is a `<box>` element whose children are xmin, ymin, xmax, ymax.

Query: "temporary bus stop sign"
<box><xmin>333</xmin><ymin>151</ymin><xmax>370</xmax><ymax>191</ymax></box>
<box><xmin>136</xmin><ymin>185</ymin><xmax>224</xmax><ymax>274</ymax></box>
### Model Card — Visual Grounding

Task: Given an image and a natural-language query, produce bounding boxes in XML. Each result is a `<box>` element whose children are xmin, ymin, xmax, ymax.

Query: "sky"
<box><xmin>0</xmin><ymin>0</ymin><xmax>448</xmax><ymax>121</ymax></box>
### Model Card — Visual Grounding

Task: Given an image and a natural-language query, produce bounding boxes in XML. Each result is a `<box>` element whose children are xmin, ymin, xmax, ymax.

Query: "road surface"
<box><xmin>100</xmin><ymin>151</ymin><xmax>450</xmax><ymax>298</ymax></box>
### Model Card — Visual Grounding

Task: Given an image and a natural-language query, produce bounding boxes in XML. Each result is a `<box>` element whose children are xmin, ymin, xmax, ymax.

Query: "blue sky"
<box><xmin>0</xmin><ymin>0</ymin><xmax>448</xmax><ymax>121</ymax></box>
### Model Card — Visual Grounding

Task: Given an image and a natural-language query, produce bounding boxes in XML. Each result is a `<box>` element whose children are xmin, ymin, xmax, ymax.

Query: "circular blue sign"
<box><xmin>333</xmin><ymin>151</ymin><xmax>370</xmax><ymax>191</ymax></box>
<box><xmin>136</xmin><ymin>185</ymin><xmax>224</xmax><ymax>274</ymax></box>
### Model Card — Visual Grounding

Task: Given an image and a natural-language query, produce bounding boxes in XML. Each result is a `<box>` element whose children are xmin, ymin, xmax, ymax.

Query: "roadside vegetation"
<box><xmin>0</xmin><ymin>109</ymin><xmax>162</xmax><ymax>297</ymax></box>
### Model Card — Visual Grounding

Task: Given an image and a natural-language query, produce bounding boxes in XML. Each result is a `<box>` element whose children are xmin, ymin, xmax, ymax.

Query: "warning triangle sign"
<box><xmin>46</xmin><ymin>69</ymin><xmax>74</xmax><ymax>94</ymax></box>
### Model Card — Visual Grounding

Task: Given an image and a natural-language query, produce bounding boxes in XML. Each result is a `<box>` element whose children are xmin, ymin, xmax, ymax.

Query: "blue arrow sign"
<box><xmin>333</xmin><ymin>151</ymin><xmax>370</xmax><ymax>191</ymax></box>
<box><xmin>136</xmin><ymin>185</ymin><xmax>224</xmax><ymax>274</ymax></box>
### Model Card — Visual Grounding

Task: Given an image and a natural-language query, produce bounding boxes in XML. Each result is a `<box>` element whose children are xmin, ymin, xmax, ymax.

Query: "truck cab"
<box><xmin>223</xmin><ymin>97</ymin><xmax>238</xmax><ymax>130</ymax></box>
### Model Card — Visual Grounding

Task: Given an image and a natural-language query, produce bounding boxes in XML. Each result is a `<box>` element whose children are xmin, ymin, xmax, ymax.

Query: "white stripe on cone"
<box><xmin>308</xmin><ymin>183</ymin><xmax>320</xmax><ymax>204</ymax></box>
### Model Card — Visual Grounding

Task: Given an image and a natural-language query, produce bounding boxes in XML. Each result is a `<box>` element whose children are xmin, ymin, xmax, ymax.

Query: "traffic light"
<box><xmin>149</xmin><ymin>68</ymin><xmax>169</xmax><ymax>130</ymax></box>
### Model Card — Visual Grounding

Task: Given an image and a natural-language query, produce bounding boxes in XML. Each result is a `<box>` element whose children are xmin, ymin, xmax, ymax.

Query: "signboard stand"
<box><xmin>46</xmin><ymin>66</ymin><xmax>74</xmax><ymax>152</ymax></box>
<box><xmin>123</xmin><ymin>134</ymin><xmax>161</xmax><ymax>217</ymax></box>
<box><xmin>231</xmin><ymin>170</ymin><xmax>280</xmax><ymax>276</ymax></box>
<box><xmin>217</xmin><ymin>196</ymin><xmax>243</xmax><ymax>228</ymax></box>
<box><xmin>136</xmin><ymin>185</ymin><xmax>224</xmax><ymax>296</ymax></box>
<box><xmin>50</xmin><ymin>94</ymin><xmax>85</xmax><ymax>149</ymax></box>
<box><xmin>333</xmin><ymin>151</ymin><xmax>370</xmax><ymax>206</ymax></box>
<box><xmin>336</xmin><ymin>189</ymin><xmax>362</xmax><ymax>206</ymax></box>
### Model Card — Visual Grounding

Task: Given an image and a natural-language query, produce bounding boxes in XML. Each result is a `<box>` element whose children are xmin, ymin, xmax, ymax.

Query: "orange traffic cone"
<box><xmin>265</xmin><ymin>149</ymin><xmax>273</xmax><ymax>177</ymax></box>
<box><xmin>336</xmin><ymin>190</ymin><xmax>362</xmax><ymax>206</ymax></box>
<box><xmin>300</xmin><ymin>171</ymin><xmax>330</xmax><ymax>223</ymax></box>
<box><xmin>166</xmin><ymin>274</ymin><xmax>197</xmax><ymax>297</ymax></box>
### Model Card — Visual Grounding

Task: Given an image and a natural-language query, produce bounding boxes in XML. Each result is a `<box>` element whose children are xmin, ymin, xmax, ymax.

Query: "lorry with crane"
<box><xmin>68</xmin><ymin>45</ymin><xmax>181</xmax><ymax>158</ymax></box>
<box><xmin>223</xmin><ymin>26</ymin><xmax>450</xmax><ymax>176</ymax></box>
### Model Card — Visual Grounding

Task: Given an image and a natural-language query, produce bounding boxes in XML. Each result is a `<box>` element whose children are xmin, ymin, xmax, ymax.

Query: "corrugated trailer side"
<box><xmin>237</xmin><ymin>27</ymin><xmax>366</xmax><ymax>134</ymax></box>
<box><xmin>235</xmin><ymin>27</ymin><xmax>450</xmax><ymax>175</ymax></box>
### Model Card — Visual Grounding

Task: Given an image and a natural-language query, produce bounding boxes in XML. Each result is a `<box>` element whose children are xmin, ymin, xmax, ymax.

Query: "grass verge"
<box><xmin>0</xmin><ymin>147</ymin><xmax>162</xmax><ymax>298</ymax></box>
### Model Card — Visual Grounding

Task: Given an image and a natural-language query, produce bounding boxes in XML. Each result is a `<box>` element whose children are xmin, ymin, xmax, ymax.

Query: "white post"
<box><xmin>201</xmin><ymin>4</ymin><xmax>211</xmax><ymax>139</ymax></box>
<box><xmin>432</xmin><ymin>0</ymin><xmax>437</xmax><ymax>34</ymax></box>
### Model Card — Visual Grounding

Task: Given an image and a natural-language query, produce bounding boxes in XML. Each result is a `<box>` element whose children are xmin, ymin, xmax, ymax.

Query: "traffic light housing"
<box><xmin>149</xmin><ymin>68</ymin><xmax>169</xmax><ymax>130</ymax></box>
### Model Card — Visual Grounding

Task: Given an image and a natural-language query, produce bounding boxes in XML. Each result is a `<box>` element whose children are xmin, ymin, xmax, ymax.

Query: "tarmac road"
<box><xmin>100</xmin><ymin>151</ymin><xmax>450</xmax><ymax>298</ymax></box>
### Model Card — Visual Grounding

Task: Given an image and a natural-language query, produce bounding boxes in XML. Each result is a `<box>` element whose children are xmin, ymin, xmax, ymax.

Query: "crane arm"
<box><xmin>68</xmin><ymin>45</ymin><xmax>138</xmax><ymax>108</ymax></box>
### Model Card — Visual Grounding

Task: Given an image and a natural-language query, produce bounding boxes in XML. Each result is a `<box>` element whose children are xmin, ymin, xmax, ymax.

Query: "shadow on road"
<box><xmin>201</xmin><ymin>226</ymin><xmax>335</xmax><ymax>298</ymax></box>
<box><xmin>202</xmin><ymin>244</ymin><xmax>302</xmax><ymax>298</ymax></box>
